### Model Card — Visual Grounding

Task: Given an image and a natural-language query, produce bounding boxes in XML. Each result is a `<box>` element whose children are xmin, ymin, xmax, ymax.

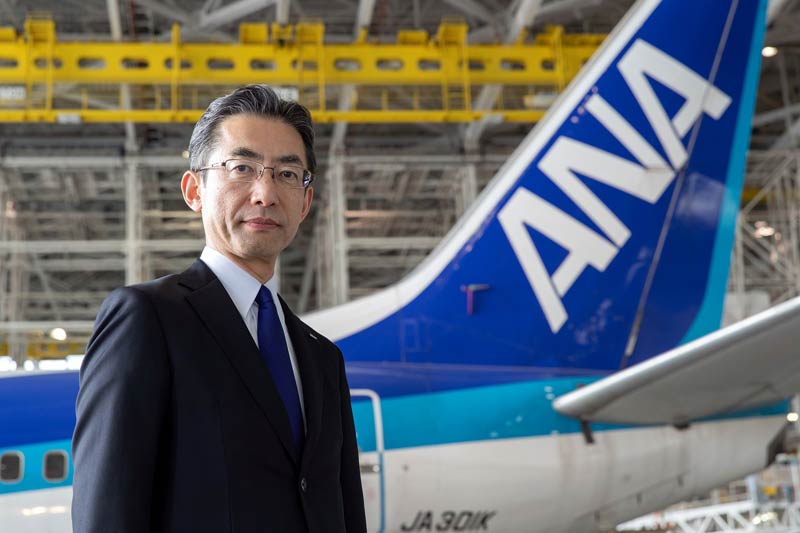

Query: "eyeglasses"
<box><xmin>193</xmin><ymin>159</ymin><xmax>314</xmax><ymax>189</ymax></box>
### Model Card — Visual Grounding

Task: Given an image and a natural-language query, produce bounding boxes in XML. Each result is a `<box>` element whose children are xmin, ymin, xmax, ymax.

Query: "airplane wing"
<box><xmin>552</xmin><ymin>296</ymin><xmax>800</xmax><ymax>425</ymax></box>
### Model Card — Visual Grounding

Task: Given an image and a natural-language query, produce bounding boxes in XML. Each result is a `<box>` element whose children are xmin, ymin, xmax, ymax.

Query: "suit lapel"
<box><xmin>179</xmin><ymin>260</ymin><xmax>299</xmax><ymax>465</ymax></box>
<box><xmin>280</xmin><ymin>297</ymin><xmax>324</xmax><ymax>467</ymax></box>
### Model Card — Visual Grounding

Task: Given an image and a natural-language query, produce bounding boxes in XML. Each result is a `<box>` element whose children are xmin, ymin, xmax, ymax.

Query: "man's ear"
<box><xmin>181</xmin><ymin>170</ymin><xmax>203</xmax><ymax>212</ymax></box>
<box><xmin>300</xmin><ymin>186</ymin><xmax>314</xmax><ymax>221</ymax></box>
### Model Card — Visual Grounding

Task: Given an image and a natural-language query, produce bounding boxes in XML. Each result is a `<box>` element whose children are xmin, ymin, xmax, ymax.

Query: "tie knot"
<box><xmin>255</xmin><ymin>286</ymin><xmax>273</xmax><ymax>308</ymax></box>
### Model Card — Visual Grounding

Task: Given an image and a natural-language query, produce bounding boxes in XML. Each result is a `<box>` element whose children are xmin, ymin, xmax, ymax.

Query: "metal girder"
<box><xmin>276</xmin><ymin>0</ymin><xmax>290</xmax><ymax>25</ymax></box>
<box><xmin>1</xmin><ymin>155</ymin><xmax>186</xmax><ymax>168</ymax></box>
<box><xmin>0</xmin><ymin>109</ymin><xmax>548</xmax><ymax>123</ymax></box>
<box><xmin>0</xmin><ymin>19</ymin><xmax>601</xmax><ymax>123</ymax></box>
<box><xmin>537</xmin><ymin>0</ymin><xmax>602</xmax><ymax>19</ymax></box>
<box><xmin>0</xmin><ymin>239</ymin><xmax>203</xmax><ymax>253</ymax></box>
<box><xmin>329</xmin><ymin>0</ymin><xmax>378</xmax><ymax>154</ymax></box>
<box><xmin>507</xmin><ymin>0</ymin><xmax>543</xmax><ymax>43</ymax></box>
<box><xmin>0</xmin><ymin>22</ymin><xmax>594</xmax><ymax>84</ymax></box>
<box><xmin>198</xmin><ymin>0</ymin><xmax>277</xmax><ymax>30</ymax></box>
<box><xmin>347</xmin><ymin>237</ymin><xmax>441</xmax><ymax>250</ymax></box>
<box><xmin>753</xmin><ymin>103</ymin><xmax>800</xmax><ymax>128</ymax></box>
<box><xmin>29</xmin><ymin>255</ymin><xmax>62</xmax><ymax>321</ymax></box>
<box><xmin>20</xmin><ymin>258</ymin><xmax>195</xmax><ymax>271</ymax></box>
<box><xmin>137</xmin><ymin>0</ymin><xmax>194</xmax><ymax>25</ymax></box>
<box><xmin>0</xmin><ymin>0</ymin><xmax>19</xmax><ymax>27</ymax></box>
<box><xmin>0</xmin><ymin>321</ymin><xmax>96</xmax><ymax>333</ymax></box>
<box><xmin>443</xmin><ymin>0</ymin><xmax>497</xmax><ymax>24</ymax></box>
<box><xmin>731</xmin><ymin>150</ymin><xmax>800</xmax><ymax>306</ymax></box>
<box><xmin>354</xmin><ymin>0</ymin><xmax>377</xmax><ymax>36</ymax></box>
<box><xmin>124</xmin><ymin>161</ymin><xmax>142</xmax><ymax>285</ymax></box>
<box><xmin>326</xmin><ymin>155</ymin><xmax>349</xmax><ymax>305</ymax></box>
<box><xmin>772</xmin><ymin>119</ymin><xmax>800</xmax><ymax>150</ymax></box>
<box><xmin>464</xmin><ymin>0</ymin><xmax>544</xmax><ymax>148</ymax></box>
<box><xmin>107</xmin><ymin>0</ymin><xmax>139</xmax><ymax>153</ymax></box>
<box><xmin>763</xmin><ymin>60</ymin><xmax>800</xmax><ymax>153</ymax></box>
<box><xmin>768</xmin><ymin>0</ymin><xmax>793</xmax><ymax>24</ymax></box>
<box><xmin>344</xmin><ymin>154</ymin><xmax>507</xmax><ymax>165</ymax></box>
<box><xmin>349</xmin><ymin>255</ymin><xmax>427</xmax><ymax>268</ymax></box>
<box><xmin>296</xmin><ymin>223</ymin><xmax>317</xmax><ymax>314</ymax></box>
<box><xmin>619</xmin><ymin>500</ymin><xmax>800</xmax><ymax>532</ymax></box>
<box><xmin>203</xmin><ymin>0</ymin><xmax>224</xmax><ymax>14</ymax></box>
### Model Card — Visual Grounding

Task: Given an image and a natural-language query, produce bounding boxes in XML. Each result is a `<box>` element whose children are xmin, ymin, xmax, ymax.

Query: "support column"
<box><xmin>125</xmin><ymin>161</ymin><xmax>143</xmax><ymax>285</ymax></box>
<box><xmin>0</xmin><ymin>185</ymin><xmax>7</xmax><ymax>324</ymax></box>
<box><xmin>733</xmin><ymin>218</ymin><xmax>745</xmax><ymax>297</ymax></box>
<box><xmin>107</xmin><ymin>0</ymin><xmax>139</xmax><ymax>154</ymax></box>
<box><xmin>297</xmin><ymin>222</ymin><xmax>318</xmax><ymax>314</ymax></box>
<box><xmin>456</xmin><ymin>164</ymin><xmax>478</xmax><ymax>217</ymax></box>
<box><xmin>7</xmin><ymin>225</ymin><xmax>26</xmax><ymax>365</ymax></box>
<box><xmin>746</xmin><ymin>474</ymin><xmax>761</xmax><ymax>505</ymax></box>
<box><xmin>0</xmin><ymin>177</ymin><xmax>27</xmax><ymax>363</ymax></box>
<box><xmin>793</xmin><ymin>156</ymin><xmax>800</xmax><ymax>294</ymax></box>
<box><xmin>315</xmin><ymin>213</ymin><xmax>331</xmax><ymax>309</ymax></box>
<box><xmin>326</xmin><ymin>153</ymin><xmax>349</xmax><ymax>306</ymax></box>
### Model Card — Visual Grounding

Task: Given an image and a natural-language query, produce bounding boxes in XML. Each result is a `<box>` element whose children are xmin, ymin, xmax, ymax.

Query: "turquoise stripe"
<box><xmin>0</xmin><ymin>439</ymin><xmax>72</xmax><ymax>495</ymax></box>
<box><xmin>352</xmin><ymin>378</ymin><xmax>788</xmax><ymax>452</ymax></box>
<box><xmin>353</xmin><ymin>377</ymin><xmax>585</xmax><ymax>451</ymax></box>
<box><xmin>0</xmin><ymin>383</ymin><xmax>788</xmax><ymax>495</ymax></box>
<box><xmin>682</xmin><ymin>0</ymin><xmax>768</xmax><ymax>343</ymax></box>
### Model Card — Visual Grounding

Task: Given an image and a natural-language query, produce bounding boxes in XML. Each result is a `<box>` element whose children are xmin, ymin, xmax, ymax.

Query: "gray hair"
<box><xmin>188</xmin><ymin>84</ymin><xmax>316</xmax><ymax>175</ymax></box>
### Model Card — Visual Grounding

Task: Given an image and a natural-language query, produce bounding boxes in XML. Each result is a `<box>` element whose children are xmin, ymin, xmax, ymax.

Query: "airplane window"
<box><xmin>0</xmin><ymin>452</ymin><xmax>23</xmax><ymax>482</ymax></box>
<box><xmin>43</xmin><ymin>451</ymin><xmax>68</xmax><ymax>482</ymax></box>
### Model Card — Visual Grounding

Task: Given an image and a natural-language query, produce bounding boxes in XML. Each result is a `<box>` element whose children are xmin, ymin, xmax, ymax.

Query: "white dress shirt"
<box><xmin>200</xmin><ymin>246</ymin><xmax>306</xmax><ymax>423</ymax></box>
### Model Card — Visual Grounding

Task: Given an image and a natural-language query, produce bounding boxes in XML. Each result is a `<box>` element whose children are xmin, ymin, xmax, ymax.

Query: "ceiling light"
<box><xmin>39</xmin><ymin>360</ymin><xmax>68</xmax><ymax>371</ymax></box>
<box><xmin>754</xmin><ymin>223</ymin><xmax>776</xmax><ymax>238</ymax></box>
<box><xmin>0</xmin><ymin>356</ymin><xmax>16</xmax><ymax>372</ymax></box>
<box><xmin>788</xmin><ymin>412</ymin><xmax>799</xmax><ymax>423</ymax></box>
<box><xmin>49</xmin><ymin>328</ymin><xmax>67</xmax><ymax>341</ymax></box>
<box><xmin>66</xmin><ymin>355</ymin><xmax>84</xmax><ymax>370</ymax></box>
<box><xmin>762</xmin><ymin>46</ymin><xmax>778</xmax><ymax>58</ymax></box>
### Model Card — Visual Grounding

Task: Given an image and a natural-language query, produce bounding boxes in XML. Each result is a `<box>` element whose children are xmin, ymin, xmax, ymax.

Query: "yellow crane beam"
<box><xmin>0</xmin><ymin>17</ymin><xmax>605</xmax><ymax>123</ymax></box>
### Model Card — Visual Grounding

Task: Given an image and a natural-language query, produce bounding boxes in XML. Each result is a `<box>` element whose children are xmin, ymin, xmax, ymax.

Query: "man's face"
<box><xmin>184</xmin><ymin>114</ymin><xmax>313</xmax><ymax>270</ymax></box>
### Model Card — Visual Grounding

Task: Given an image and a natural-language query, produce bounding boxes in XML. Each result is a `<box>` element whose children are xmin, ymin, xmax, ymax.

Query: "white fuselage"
<box><xmin>2</xmin><ymin>415</ymin><xmax>784</xmax><ymax>532</ymax></box>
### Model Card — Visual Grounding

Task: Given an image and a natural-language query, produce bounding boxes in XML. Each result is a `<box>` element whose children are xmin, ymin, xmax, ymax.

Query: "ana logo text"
<box><xmin>498</xmin><ymin>39</ymin><xmax>731</xmax><ymax>333</ymax></box>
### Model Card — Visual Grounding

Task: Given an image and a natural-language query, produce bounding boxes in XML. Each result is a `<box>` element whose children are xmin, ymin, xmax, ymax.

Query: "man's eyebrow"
<box><xmin>275</xmin><ymin>154</ymin><xmax>304</xmax><ymax>166</ymax></box>
<box><xmin>229</xmin><ymin>147</ymin><xmax>263</xmax><ymax>160</ymax></box>
<box><xmin>228</xmin><ymin>148</ymin><xmax>304</xmax><ymax>166</ymax></box>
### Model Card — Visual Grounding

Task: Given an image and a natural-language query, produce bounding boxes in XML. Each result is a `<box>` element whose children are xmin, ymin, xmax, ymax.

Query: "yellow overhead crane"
<box><xmin>0</xmin><ymin>339</ymin><xmax>85</xmax><ymax>359</ymax></box>
<box><xmin>0</xmin><ymin>17</ymin><xmax>605</xmax><ymax>123</ymax></box>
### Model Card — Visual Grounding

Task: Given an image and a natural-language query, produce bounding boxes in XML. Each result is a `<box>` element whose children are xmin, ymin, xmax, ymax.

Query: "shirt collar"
<box><xmin>200</xmin><ymin>246</ymin><xmax>279</xmax><ymax>320</ymax></box>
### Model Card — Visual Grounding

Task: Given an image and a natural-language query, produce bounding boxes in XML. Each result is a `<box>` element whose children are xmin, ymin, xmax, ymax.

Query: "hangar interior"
<box><xmin>1</xmin><ymin>0</ymin><xmax>799</xmax><ymax>361</ymax></box>
<box><xmin>0</xmin><ymin>0</ymin><xmax>682</xmax><ymax>357</ymax></box>
<box><xmin>2</xmin><ymin>0</ymin><xmax>800</xmax><ymax>529</ymax></box>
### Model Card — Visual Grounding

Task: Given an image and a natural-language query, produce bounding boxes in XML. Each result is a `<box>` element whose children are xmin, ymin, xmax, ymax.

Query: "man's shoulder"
<box><xmin>100</xmin><ymin>263</ymin><xmax>206</xmax><ymax>315</ymax></box>
<box><xmin>107</xmin><ymin>272</ymin><xmax>184</xmax><ymax>302</ymax></box>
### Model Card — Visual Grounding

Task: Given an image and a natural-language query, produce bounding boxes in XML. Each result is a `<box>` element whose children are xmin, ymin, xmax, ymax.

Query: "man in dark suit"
<box><xmin>72</xmin><ymin>85</ymin><xmax>367</xmax><ymax>533</ymax></box>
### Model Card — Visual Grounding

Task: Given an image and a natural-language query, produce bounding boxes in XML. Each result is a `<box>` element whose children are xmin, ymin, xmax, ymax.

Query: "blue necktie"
<box><xmin>255</xmin><ymin>286</ymin><xmax>305</xmax><ymax>452</ymax></box>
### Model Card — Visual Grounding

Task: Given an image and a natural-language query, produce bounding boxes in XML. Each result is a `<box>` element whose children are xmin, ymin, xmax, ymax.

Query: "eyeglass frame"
<box><xmin>192</xmin><ymin>158</ymin><xmax>315</xmax><ymax>189</ymax></box>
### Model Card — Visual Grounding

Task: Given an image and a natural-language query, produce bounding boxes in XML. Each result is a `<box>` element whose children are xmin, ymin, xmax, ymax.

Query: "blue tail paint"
<box><xmin>308</xmin><ymin>0</ymin><xmax>767</xmax><ymax>383</ymax></box>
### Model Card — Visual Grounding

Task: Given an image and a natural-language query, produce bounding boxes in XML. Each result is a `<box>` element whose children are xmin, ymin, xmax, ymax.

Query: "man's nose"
<box><xmin>249</xmin><ymin>170</ymin><xmax>279</xmax><ymax>205</ymax></box>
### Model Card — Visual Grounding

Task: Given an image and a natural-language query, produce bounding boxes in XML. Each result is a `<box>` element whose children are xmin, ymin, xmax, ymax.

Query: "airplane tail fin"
<box><xmin>305</xmin><ymin>0</ymin><xmax>768</xmax><ymax>374</ymax></box>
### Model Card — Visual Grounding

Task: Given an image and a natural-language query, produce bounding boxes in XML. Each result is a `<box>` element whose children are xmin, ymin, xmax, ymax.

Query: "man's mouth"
<box><xmin>242</xmin><ymin>217</ymin><xmax>281</xmax><ymax>229</ymax></box>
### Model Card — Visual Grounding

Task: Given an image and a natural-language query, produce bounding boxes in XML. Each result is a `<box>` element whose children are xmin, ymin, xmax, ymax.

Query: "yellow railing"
<box><xmin>0</xmin><ymin>16</ymin><xmax>605</xmax><ymax>123</ymax></box>
<box><xmin>0</xmin><ymin>340</ymin><xmax>86</xmax><ymax>358</ymax></box>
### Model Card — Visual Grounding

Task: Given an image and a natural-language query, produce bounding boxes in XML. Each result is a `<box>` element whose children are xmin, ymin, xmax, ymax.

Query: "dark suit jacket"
<box><xmin>72</xmin><ymin>259</ymin><xmax>367</xmax><ymax>533</ymax></box>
